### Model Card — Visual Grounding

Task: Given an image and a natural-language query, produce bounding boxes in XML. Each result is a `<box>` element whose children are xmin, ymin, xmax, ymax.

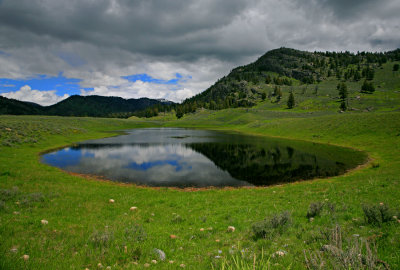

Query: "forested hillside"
<box><xmin>0</xmin><ymin>95</ymin><xmax>174</xmax><ymax>118</ymax></box>
<box><xmin>171</xmin><ymin>47</ymin><xmax>400</xmax><ymax>117</ymax></box>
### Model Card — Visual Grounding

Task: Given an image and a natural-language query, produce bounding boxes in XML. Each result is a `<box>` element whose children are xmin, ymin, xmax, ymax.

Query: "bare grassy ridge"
<box><xmin>0</xmin><ymin>111</ymin><xmax>399</xmax><ymax>269</ymax></box>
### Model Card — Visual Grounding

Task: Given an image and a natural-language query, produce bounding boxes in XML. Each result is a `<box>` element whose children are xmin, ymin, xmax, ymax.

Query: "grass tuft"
<box><xmin>252</xmin><ymin>211</ymin><xmax>291</xmax><ymax>240</ymax></box>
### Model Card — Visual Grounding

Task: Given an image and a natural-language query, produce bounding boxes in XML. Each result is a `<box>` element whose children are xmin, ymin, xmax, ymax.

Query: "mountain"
<box><xmin>179</xmin><ymin>47</ymin><xmax>400</xmax><ymax>114</ymax></box>
<box><xmin>43</xmin><ymin>95</ymin><xmax>167</xmax><ymax>117</ymax></box>
<box><xmin>0</xmin><ymin>95</ymin><xmax>174</xmax><ymax>118</ymax></box>
<box><xmin>0</xmin><ymin>96</ymin><xmax>44</xmax><ymax>115</ymax></box>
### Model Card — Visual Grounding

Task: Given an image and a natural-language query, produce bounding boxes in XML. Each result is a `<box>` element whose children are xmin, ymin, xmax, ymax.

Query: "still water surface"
<box><xmin>42</xmin><ymin>128</ymin><xmax>366</xmax><ymax>187</ymax></box>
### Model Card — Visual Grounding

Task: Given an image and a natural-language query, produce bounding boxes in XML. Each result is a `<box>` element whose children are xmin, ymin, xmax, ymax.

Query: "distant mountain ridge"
<box><xmin>0</xmin><ymin>95</ymin><xmax>174</xmax><ymax>118</ymax></box>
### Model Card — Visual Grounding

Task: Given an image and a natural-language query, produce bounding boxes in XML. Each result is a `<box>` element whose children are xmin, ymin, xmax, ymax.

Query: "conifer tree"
<box><xmin>287</xmin><ymin>92</ymin><xmax>295</xmax><ymax>109</ymax></box>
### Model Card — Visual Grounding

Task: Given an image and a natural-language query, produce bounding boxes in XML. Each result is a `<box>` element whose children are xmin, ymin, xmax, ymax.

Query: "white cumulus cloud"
<box><xmin>1</xmin><ymin>85</ymin><xmax>69</xmax><ymax>106</ymax></box>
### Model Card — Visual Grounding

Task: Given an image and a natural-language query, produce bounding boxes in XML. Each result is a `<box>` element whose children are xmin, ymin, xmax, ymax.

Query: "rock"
<box><xmin>207</xmin><ymin>227</ymin><xmax>213</xmax><ymax>231</ymax></box>
<box><xmin>13</xmin><ymin>211</ymin><xmax>19</xmax><ymax>215</ymax></box>
<box><xmin>309</xmin><ymin>217</ymin><xmax>314</xmax><ymax>222</ymax></box>
<box><xmin>170</xmin><ymin>234</ymin><xmax>177</xmax><ymax>239</ymax></box>
<box><xmin>180</xmin><ymin>264</ymin><xmax>186</xmax><ymax>268</ymax></box>
<box><xmin>151</xmin><ymin>260</ymin><xmax>157</xmax><ymax>264</ymax></box>
<box><xmin>227</xmin><ymin>226</ymin><xmax>235</xmax><ymax>232</ymax></box>
<box><xmin>215</xmin><ymin>239</ymin><xmax>220</xmax><ymax>243</ymax></box>
<box><xmin>124</xmin><ymin>246</ymin><xmax>128</xmax><ymax>253</ymax></box>
<box><xmin>393</xmin><ymin>216</ymin><xmax>398</xmax><ymax>220</ymax></box>
<box><xmin>106</xmin><ymin>267</ymin><xmax>111</xmax><ymax>270</ymax></box>
<box><xmin>199</xmin><ymin>228</ymin><xmax>205</xmax><ymax>232</ymax></box>
<box><xmin>153</xmin><ymin>248</ymin><xmax>166</xmax><ymax>261</ymax></box>
<box><xmin>274</xmin><ymin>250</ymin><xmax>287</xmax><ymax>257</ymax></box>
<box><xmin>41</xmin><ymin>219</ymin><xmax>48</xmax><ymax>225</ymax></box>
<box><xmin>109</xmin><ymin>199</ymin><xmax>115</xmax><ymax>203</ymax></box>
<box><xmin>22</xmin><ymin>254</ymin><xmax>29</xmax><ymax>261</ymax></box>
<box><xmin>215</xmin><ymin>256</ymin><xmax>222</xmax><ymax>259</ymax></box>
<box><xmin>379</xmin><ymin>202</ymin><xmax>384</xmax><ymax>206</ymax></box>
<box><xmin>97</xmin><ymin>263</ymin><xmax>103</xmax><ymax>268</ymax></box>
<box><xmin>10</xmin><ymin>247</ymin><xmax>18</xmax><ymax>253</ymax></box>
<box><xmin>169</xmin><ymin>260</ymin><xmax>174</xmax><ymax>264</ymax></box>
<box><xmin>130</xmin><ymin>206</ymin><xmax>137</xmax><ymax>211</ymax></box>
<box><xmin>143</xmin><ymin>263</ymin><xmax>150</xmax><ymax>267</ymax></box>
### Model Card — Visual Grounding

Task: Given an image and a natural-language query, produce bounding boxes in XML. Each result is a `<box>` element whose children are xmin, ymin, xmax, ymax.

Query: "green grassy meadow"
<box><xmin>1</xmin><ymin>109</ymin><xmax>400</xmax><ymax>269</ymax></box>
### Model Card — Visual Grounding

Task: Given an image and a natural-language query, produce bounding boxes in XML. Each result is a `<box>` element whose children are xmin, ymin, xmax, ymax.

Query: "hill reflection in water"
<box><xmin>42</xmin><ymin>128</ymin><xmax>366</xmax><ymax>187</ymax></box>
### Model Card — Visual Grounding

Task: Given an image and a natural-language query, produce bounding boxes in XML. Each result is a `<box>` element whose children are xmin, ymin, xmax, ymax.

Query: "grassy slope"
<box><xmin>0</xmin><ymin>110</ymin><xmax>399</xmax><ymax>269</ymax></box>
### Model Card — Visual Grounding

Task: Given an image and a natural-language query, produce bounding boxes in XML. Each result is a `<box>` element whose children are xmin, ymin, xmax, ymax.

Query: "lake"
<box><xmin>42</xmin><ymin>128</ymin><xmax>367</xmax><ymax>188</ymax></box>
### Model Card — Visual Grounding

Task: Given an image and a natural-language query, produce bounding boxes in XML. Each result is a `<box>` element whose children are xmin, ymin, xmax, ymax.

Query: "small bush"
<box><xmin>20</xmin><ymin>192</ymin><xmax>46</xmax><ymax>206</ymax></box>
<box><xmin>362</xmin><ymin>203</ymin><xmax>393</xmax><ymax>226</ymax></box>
<box><xmin>304</xmin><ymin>225</ymin><xmax>384</xmax><ymax>270</ymax></box>
<box><xmin>124</xmin><ymin>224</ymin><xmax>147</xmax><ymax>242</ymax></box>
<box><xmin>252</xmin><ymin>211</ymin><xmax>291</xmax><ymax>240</ymax></box>
<box><xmin>307</xmin><ymin>202</ymin><xmax>324</xmax><ymax>218</ymax></box>
<box><xmin>90</xmin><ymin>230</ymin><xmax>114</xmax><ymax>248</ymax></box>
<box><xmin>171</xmin><ymin>214</ymin><xmax>184</xmax><ymax>224</ymax></box>
<box><xmin>0</xmin><ymin>186</ymin><xmax>19</xmax><ymax>201</ymax></box>
<box><xmin>371</xmin><ymin>163</ymin><xmax>380</xmax><ymax>169</ymax></box>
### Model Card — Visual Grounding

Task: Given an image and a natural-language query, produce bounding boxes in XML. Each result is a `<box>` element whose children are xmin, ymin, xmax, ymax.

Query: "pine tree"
<box><xmin>361</xmin><ymin>80</ymin><xmax>375</xmax><ymax>93</ymax></box>
<box><xmin>337</xmin><ymin>82</ymin><xmax>348</xmax><ymax>100</ymax></box>
<box><xmin>175</xmin><ymin>106</ymin><xmax>184</xmax><ymax>119</ymax></box>
<box><xmin>340</xmin><ymin>100</ymin><xmax>347</xmax><ymax>111</ymax></box>
<box><xmin>261</xmin><ymin>92</ymin><xmax>267</xmax><ymax>101</ymax></box>
<box><xmin>287</xmin><ymin>92</ymin><xmax>295</xmax><ymax>109</ymax></box>
<box><xmin>337</xmin><ymin>82</ymin><xmax>348</xmax><ymax>111</ymax></box>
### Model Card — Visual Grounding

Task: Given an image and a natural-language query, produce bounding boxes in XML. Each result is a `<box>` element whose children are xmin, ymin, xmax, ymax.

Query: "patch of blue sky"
<box><xmin>122</xmin><ymin>73</ymin><xmax>188</xmax><ymax>85</ymax></box>
<box><xmin>41</xmin><ymin>149</ymin><xmax>94</xmax><ymax>169</ymax></box>
<box><xmin>126</xmin><ymin>160</ymin><xmax>184</xmax><ymax>172</ymax></box>
<box><xmin>0</xmin><ymin>72</ymin><xmax>82</xmax><ymax>96</ymax></box>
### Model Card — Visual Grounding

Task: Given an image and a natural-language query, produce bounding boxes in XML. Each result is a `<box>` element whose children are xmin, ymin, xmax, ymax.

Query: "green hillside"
<box><xmin>176</xmin><ymin>48</ymin><xmax>400</xmax><ymax>115</ymax></box>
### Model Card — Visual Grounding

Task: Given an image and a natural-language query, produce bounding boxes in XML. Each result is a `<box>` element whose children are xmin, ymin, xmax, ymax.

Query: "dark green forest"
<box><xmin>0</xmin><ymin>95</ymin><xmax>174</xmax><ymax>118</ymax></box>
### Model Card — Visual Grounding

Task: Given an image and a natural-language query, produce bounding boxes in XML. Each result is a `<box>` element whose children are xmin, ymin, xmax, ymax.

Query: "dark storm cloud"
<box><xmin>1</xmin><ymin>0</ymin><xmax>399</xmax><ymax>62</ymax></box>
<box><xmin>0</xmin><ymin>0</ymin><xmax>255</xmax><ymax>60</ymax></box>
<box><xmin>0</xmin><ymin>0</ymin><xmax>399</xmax><ymax>104</ymax></box>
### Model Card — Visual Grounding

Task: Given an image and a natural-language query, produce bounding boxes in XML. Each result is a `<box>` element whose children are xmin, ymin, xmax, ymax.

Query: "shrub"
<box><xmin>0</xmin><ymin>186</ymin><xmax>19</xmax><ymax>201</ymax></box>
<box><xmin>252</xmin><ymin>211</ymin><xmax>291</xmax><ymax>240</ymax></box>
<box><xmin>171</xmin><ymin>214</ymin><xmax>184</xmax><ymax>223</ymax></box>
<box><xmin>90</xmin><ymin>230</ymin><xmax>114</xmax><ymax>248</ymax></box>
<box><xmin>307</xmin><ymin>202</ymin><xmax>324</xmax><ymax>218</ymax></box>
<box><xmin>124</xmin><ymin>224</ymin><xmax>147</xmax><ymax>242</ymax></box>
<box><xmin>304</xmin><ymin>225</ymin><xmax>384</xmax><ymax>270</ymax></box>
<box><xmin>362</xmin><ymin>203</ymin><xmax>394</xmax><ymax>226</ymax></box>
<box><xmin>20</xmin><ymin>192</ymin><xmax>46</xmax><ymax>206</ymax></box>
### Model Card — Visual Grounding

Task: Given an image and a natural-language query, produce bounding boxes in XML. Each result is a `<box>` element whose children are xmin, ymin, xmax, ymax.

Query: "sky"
<box><xmin>0</xmin><ymin>0</ymin><xmax>399</xmax><ymax>106</ymax></box>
